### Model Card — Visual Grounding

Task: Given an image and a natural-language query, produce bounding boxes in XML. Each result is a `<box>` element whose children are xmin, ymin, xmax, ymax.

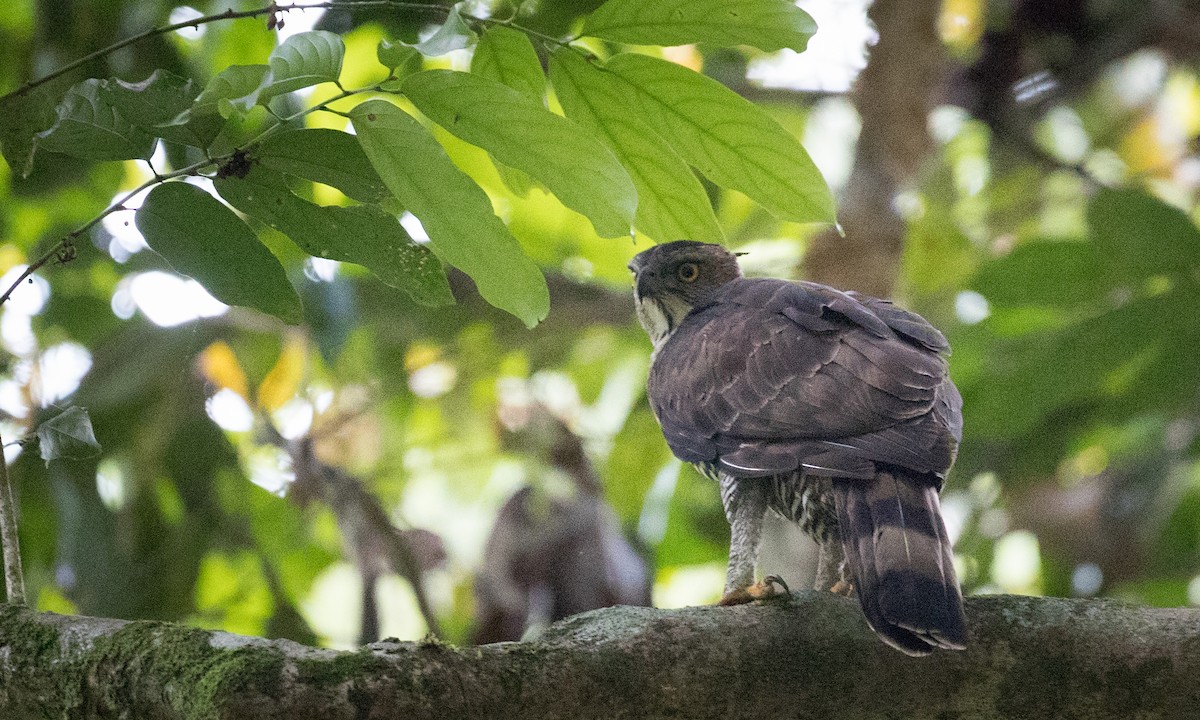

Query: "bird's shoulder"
<box><xmin>696</xmin><ymin>277</ymin><xmax>949</xmax><ymax>353</ymax></box>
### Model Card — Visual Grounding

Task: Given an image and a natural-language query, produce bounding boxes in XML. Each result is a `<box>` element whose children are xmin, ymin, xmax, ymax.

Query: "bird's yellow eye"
<box><xmin>677</xmin><ymin>262</ymin><xmax>700</xmax><ymax>283</ymax></box>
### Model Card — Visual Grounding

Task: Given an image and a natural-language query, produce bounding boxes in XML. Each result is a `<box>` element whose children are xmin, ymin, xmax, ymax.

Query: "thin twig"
<box><xmin>0</xmin><ymin>427</ymin><xmax>26</xmax><ymax>605</ymax></box>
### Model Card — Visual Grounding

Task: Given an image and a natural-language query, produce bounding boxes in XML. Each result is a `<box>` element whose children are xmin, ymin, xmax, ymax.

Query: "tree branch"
<box><xmin>1</xmin><ymin>594</ymin><xmax>1196</xmax><ymax>718</ymax></box>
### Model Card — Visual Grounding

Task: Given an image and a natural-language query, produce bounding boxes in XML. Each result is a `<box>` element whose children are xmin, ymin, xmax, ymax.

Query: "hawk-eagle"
<box><xmin>631</xmin><ymin>241</ymin><xmax>966</xmax><ymax>655</ymax></box>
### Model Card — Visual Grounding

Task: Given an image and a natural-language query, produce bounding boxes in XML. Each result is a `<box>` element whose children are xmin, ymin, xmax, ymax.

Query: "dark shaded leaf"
<box><xmin>972</xmin><ymin>239</ymin><xmax>1107</xmax><ymax>308</ymax></box>
<box><xmin>134</xmin><ymin>182</ymin><xmax>302</xmax><ymax>323</ymax></box>
<box><xmin>100</xmin><ymin>70</ymin><xmax>224</xmax><ymax>148</ymax></box>
<box><xmin>0</xmin><ymin>85</ymin><xmax>60</xmax><ymax>176</ymax></box>
<box><xmin>214</xmin><ymin>166</ymin><xmax>454</xmax><ymax>306</ymax></box>
<box><xmin>35</xmin><ymin>79</ymin><xmax>155</xmax><ymax>161</ymax></box>
<box><xmin>1088</xmin><ymin>188</ymin><xmax>1200</xmax><ymax>283</ymax></box>
<box><xmin>257</xmin><ymin>128</ymin><xmax>390</xmax><ymax>204</ymax></box>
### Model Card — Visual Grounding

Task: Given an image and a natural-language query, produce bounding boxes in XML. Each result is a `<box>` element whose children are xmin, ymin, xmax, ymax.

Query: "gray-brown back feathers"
<box><xmin>632</xmin><ymin>241</ymin><xmax>967</xmax><ymax>655</ymax></box>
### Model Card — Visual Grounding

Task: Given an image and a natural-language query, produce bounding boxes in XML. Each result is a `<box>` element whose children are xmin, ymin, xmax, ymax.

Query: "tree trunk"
<box><xmin>2</xmin><ymin>594</ymin><xmax>1197</xmax><ymax>719</ymax></box>
<box><xmin>802</xmin><ymin>0</ymin><xmax>944</xmax><ymax>297</ymax></box>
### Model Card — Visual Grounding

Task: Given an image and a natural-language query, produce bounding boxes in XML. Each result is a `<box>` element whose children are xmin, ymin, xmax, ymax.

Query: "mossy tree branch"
<box><xmin>1</xmin><ymin>594</ymin><xmax>1197</xmax><ymax>719</ymax></box>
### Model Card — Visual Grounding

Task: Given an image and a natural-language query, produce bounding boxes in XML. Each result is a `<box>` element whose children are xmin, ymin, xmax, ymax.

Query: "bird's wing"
<box><xmin>649</xmin><ymin>278</ymin><xmax>956</xmax><ymax>478</ymax></box>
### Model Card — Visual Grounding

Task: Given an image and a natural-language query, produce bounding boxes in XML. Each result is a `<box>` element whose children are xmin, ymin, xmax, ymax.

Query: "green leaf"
<box><xmin>191</xmin><ymin>65</ymin><xmax>271</xmax><ymax>119</ymax></box>
<box><xmin>969</xmin><ymin>295</ymin><xmax>1173</xmax><ymax>438</ymax></box>
<box><xmin>550</xmin><ymin>49</ymin><xmax>722</xmax><ymax>243</ymax></box>
<box><xmin>0</xmin><ymin>84</ymin><xmax>60</xmax><ymax>176</ymax></box>
<box><xmin>604</xmin><ymin>53</ymin><xmax>834</xmax><ymax>224</ymax></box>
<box><xmin>470</xmin><ymin>27</ymin><xmax>547</xmax><ymax>199</ymax></box>
<box><xmin>493</xmin><ymin>159</ymin><xmax>539</xmax><ymax>197</ymax></box>
<box><xmin>100</xmin><ymin>70</ymin><xmax>224</xmax><ymax>148</ymax></box>
<box><xmin>470</xmin><ymin>26</ymin><xmax>545</xmax><ymax>99</ymax></box>
<box><xmin>35</xmin><ymin>79</ymin><xmax>155</xmax><ymax>160</ymax></box>
<box><xmin>36</xmin><ymin>406</ymin><xmax>102</xmax><ymax>465</ymax></box>
<box><xmin>413</xmin><ymin>4</ymin><xmax>477</xmax><ymax>56</ymax></box>
<box><xmin>1088</xmin><ymin>188</ymin><xmax>1200</xmax><ymax>282</ymax></box>
<box><xmin>263</xmin><ymin>31</ymin><xmax>345</xmax><ymax>99</ymax></box>
<box><xmin>349</xmin><ymin>100</ymin><xmax>548</xmax><ymax>326</ymax></box>
<box><xmin>377</xmin><ymin>39</ymin><xmax>423</xmax><ymax>85</ymax></box>
<box><xmin>214</xmin><ymin>166</ymin><xmax>454</xmax><ymax>307</ymax></box>
<box><xmin>403</xmin><ymin>69</ymin><xmax>636</xmax><ymax>237</ymax></box>
<box><xmin>256</xmin><ymin>128</ymin><xmax>390</xmax><ymax>204</ymax></box>
<box><xmin>972</xmin><ymin>240</ymin><xmax>1106</xmax><ymax>309</ymax></box>
<box><xmin>583</xmin><ymin>0</ymin><xmax>816</xmax><ymax>52</ymax></box>
<box><xmin>134</xmin><ymin>182</ymin><xmax>302</xmax><ymax>323</ymax></box>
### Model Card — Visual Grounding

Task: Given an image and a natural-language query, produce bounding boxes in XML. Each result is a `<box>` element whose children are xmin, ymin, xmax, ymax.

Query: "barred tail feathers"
<box><xmin>832</xmin><ymin>471</ymin><xmax>967</xmax><ymax>656</ymax></box>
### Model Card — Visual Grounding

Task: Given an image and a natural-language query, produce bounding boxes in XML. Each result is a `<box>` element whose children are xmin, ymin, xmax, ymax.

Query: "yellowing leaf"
<box><xmin>198</xmin><ymin>341</ymin><xmax>250</xmax><ymax>401</ymax></box>
<box><xmin>258</xmin><ymin>334</ymin><xmax>307</xmax><ymax>411</ymax></box>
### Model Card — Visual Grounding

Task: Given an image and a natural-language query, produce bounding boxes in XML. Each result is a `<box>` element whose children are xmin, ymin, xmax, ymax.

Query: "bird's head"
<box><xmin>628</xmin><ymin>241</ymin><xmax>742</xmax><ymax>347</ymax></box>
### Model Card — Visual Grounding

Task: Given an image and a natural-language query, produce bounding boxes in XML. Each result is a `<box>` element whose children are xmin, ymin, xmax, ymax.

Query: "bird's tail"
<box><xmin>832</xmin><ymin>470</ymin><xmax>967</xmax><ymax>655</ymax></box>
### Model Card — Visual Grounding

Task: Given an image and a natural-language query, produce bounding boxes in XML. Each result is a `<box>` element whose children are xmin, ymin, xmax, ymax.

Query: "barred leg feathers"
<box><xmin>832</xmin><ymin>471</ymin><xmax>967</xmax><ymax>656</ymax></box>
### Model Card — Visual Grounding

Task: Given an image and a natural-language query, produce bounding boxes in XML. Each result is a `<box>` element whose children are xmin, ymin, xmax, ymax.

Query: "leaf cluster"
<box><xmin>2</xmin><ymin>0</ymin><xmax>833</xmax><ymax>329</ymax></box>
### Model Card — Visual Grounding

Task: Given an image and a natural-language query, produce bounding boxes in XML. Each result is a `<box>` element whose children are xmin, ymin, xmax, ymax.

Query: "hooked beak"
<box><xmin>634</xmin><ymin>269</ymin><xmax>654</xmax><ymax>300</ymax></box>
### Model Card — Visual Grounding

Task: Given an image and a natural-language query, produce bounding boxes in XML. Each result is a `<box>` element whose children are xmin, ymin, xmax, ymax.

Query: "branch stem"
<box><xmin>0</xmin><ymin>428</ymin><xmax>25</xmax><ymax>605</ymax></box>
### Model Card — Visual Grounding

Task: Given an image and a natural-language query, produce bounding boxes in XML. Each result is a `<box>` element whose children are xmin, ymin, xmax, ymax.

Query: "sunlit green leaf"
<box><xmin>350</xmin><ymin>99</ymin><xmax>548</xmax><ymax>326</ymax></box>
<box><xmin>263</xmin><ymin>31</ymin><xmax>345</xmax><ymax>99</ymax></box>
<box><xmin>551</xmin><ymin>49</ymin><xmax>722</xmax><ymax>243</ymax></box>
<box><xmin>583</xmin><ymin>0</ymin><xmax>816</xmax><ymax>52</ymax></box>
<box><xmin>603</xmin><ymin>53</ymin><xmax>834</xmax><ymax>224</ymax></box>
<box><xmin>413</xmin><ymin>4</ymin><xmax>477</xmax><ymax>57</ymax></box>
<box><xmin>470</xmin><ymin>26</ymin><xmax>544</xmax><ymax>99</ymax></box>
<box><xmin>493</xmin><ymin>160</ymin><xmax>540</xmax><ymax>197</ymax></box>
<box><xmin>135</xmin><ymin>182</ymin><xmax>302</xmax><ymax>323</ymax></box>
<box><xmin>470</xmin><ymin>27</ymin><xmax>546</xmax><ymax>198</ymax></box>
<box><xmin>256</xmin><ymin>128</ymin><xmax>389</xmax><ymax>204</ymax></box>
<box><xmin>36</xmin><ymin>406</ymin><xmax>102</xmax><ymax>465</ymax></box>
<box><xmin>214</xmin><ymin>166</ymin><xmax>454</xmax><ymax>307</ymax></box>
<box><xmin>403</xmin><ymin>69</ymin><xmax>636</xmax><ymax>237</ymax></box>
<box><xmin>35</xmin><ymin>79</ymin><xmax>155</xmax><ymax>160</ymax></box>
<box><xmin>100</xmin><ymin>70</ymin><xmax>224</xmax><ymax>148</ymax></box>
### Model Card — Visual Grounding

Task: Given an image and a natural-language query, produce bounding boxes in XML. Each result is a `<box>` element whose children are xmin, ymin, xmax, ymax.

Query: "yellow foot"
<box><xmin>829</xmin><ymin>579</ymin><xmax>854</xmax><ymax>597</ymax></box>
<box><xmin>718</xmin><ymin>575</ymin><xmax>791</xmax><ymax>606</ymax></box>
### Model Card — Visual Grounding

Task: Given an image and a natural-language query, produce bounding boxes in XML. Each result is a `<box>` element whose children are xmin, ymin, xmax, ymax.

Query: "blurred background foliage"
<box><xmin>1</xmin><ymin>0</ymin><xmax>1199</xmax><ymax>647</ymax></box>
